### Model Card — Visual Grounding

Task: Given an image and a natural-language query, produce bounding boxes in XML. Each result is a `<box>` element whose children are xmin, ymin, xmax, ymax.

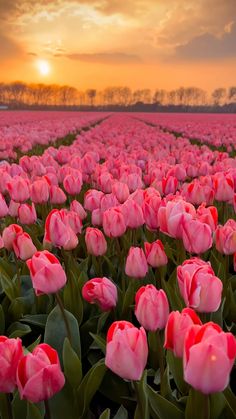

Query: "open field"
<box><xmin>0</xmin><ymin>111</ymin><xmax>235</xmax><ymax>419</ymax></box>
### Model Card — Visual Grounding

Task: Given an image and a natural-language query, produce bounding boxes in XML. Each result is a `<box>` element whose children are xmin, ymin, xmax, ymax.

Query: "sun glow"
<box><xmin>37</xmin><ymin>60</ymin><xmax>51</xmax><ymax>76</ymax></box>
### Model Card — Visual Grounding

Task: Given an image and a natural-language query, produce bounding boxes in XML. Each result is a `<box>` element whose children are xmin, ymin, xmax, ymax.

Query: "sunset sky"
<box><xmin>1</xmin><ymin>0</ymin><xmax>236</xmax><ymax>91</ymax></box>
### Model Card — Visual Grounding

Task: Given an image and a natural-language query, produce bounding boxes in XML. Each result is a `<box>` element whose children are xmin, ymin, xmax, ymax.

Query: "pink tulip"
<box><xmin>103</xmin><ymin>207</ymin><xmax>126</xmax><ymax>238</ymax></box>
<box><xmin>8</xmin><ymin>200</ymin><xmax>20</xmax><ymax>217</ymax></box>
<box><xmin>215</xmin><ymin>219</ymin><xmax>236</xmax><ymax>255</ymax></box>
<box><xmin>49</xmin><ymin>185</ymin><xmax>67</xmax><ymax>204</ymax></box>
<box><xmin>125</xmin><ymin>247</ymin><xmax>148</xmax><ymax>278</ymax></box>
<box><xmin>44</xmin><ymin>209</ymin><xmax>78</xmax><ymax>250</ymax></box>
<box><xmin>158</xmin><ymin>199</ymin><xmax>195</xmax><ymax>239</ymax></box>
<box><xmin>30</xmin><ymin>179</ymin><xmax>49</xmax><ymax>204</ymax></box>
<box><xmin>82</xmin><ymin>277</ymin><xmax>117</xmax><ymax>311</ymax></box>
<box><xmin>26</xmin><ymin>250</ymin><xmax>67</xmax><ymax>295</ymax></box>
<box><xmin>13</xmin><ymin>232</ymin><xmax>37</xmax><ymax>261</ymax></box>
<box><xmin>144</xmin><ymin>240</ymin><xmax>168</xmax><ymax>267</ymax></box>
<box><xmin>91</xmin><ymin>208</ymin><xmax>103</xmax><ymax>226</ymax></box>
<box><xmin>18</xmin><ymin>203</ymin><xmax>37</xmax><ymax>225</ymax></box>
<box><xmin>105</xmin><ymin>321</ymin><xmax>148</xmax><ymax>380</ymax></box>
<box><xmin>142</xmin><ymin>193</ymin><xmax>162</xmax><ymax>230</ymax></box>
<box><xmin>0</xmin><ymin>336</ymin><xmax>23</xmax><ymax>393</ymax></box>
<box><xmin>182</xmin><ymin>218</ymin><xmax>213</xmax><ymax>254</ymax></box>
<box><xmin>63</xmin><ymin>172</ymin><xmax>82</xmax><ymax>195</ymax></box>
<box><xmin>84</xmin><ymin>189</ymin><xmax>104</xmax><ymax>211</ymax></box>
<box><xmin>183</xmin><ymin>322</ymin><xmax>236</xmax><ymax>394</ymax></box>
<box><xmin>0</xmin><ymin>193</ymin><xmax>8</xmax><ymax>217</ymax></box>
<box><xmin>121</xmin><ymin>200</ymin><xmax>144</xmax><ymax>229</ymax></box>
<box><xmin>164</xmin><ymin>308</ymin><xmax>202</xmax><ymax>358</ymax></box>
<box><xmin>177</xmin><ymin>258</ymin><xmax>223</xmax><ymax>313</ymax></box>
<box><xmin>70</xmin><ymin>200</ymin><xmax>87</xmax><ymax>220</ymax></box>
<box><xmin>85</xmin><ymin>227</ymin><xmax>107</xmax><ymax>256</ymax></box>
<box><xmin>135</xmin><ymin>285</ymin><xmax>169</xmax><ymax>331</ymax></box>
<box><xmin>196</xmin><ymin>204</ymin><xmax>218</xmax><ymax>231</ymax></box>
<box><xmin>17</xmin><ymin>343</ymin><xmax>65</xmax><ymax>402</ymax></box>
<box><xmin>2</xmin><ymin>224</ymin><xmax>23</xmax><ymax>250</ymax></box>
<box><xmin>214</xmin><ymin>173</ymin><xmax>234</xmax><ymax>202</ymax></box>
<box><xmin>162</xmin><ymin>176</ymin><xmax>178</xmax><ymax>195</ymax></box>
<box><xmin>7</xmin><ymin>176</ymin><xmax>30</xmax><ymax>202</ymax></box>
<box><xmin>112</xmin><ymin>181</ymin><xmax>129</xmax><ymax>203</ymax></box>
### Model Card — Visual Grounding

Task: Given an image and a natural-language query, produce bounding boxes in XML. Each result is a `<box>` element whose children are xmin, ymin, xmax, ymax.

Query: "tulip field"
<box><xmin>0</xmin><ymin>110</ymin><xmax>236</xmax><ymax>419</ymax></box>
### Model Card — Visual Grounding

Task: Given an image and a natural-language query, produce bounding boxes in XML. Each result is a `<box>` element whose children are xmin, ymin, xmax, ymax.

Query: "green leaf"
<box><xmin>46</xmin><ymin>382</ymin><xmax>78</xmax><ymax>419</ymax></box>
<box><xmin>210</xmin><ymin>393</ymin><xmax>226</xmax><ymax>419</ymax></box>
<box><xmin>99</xmin><ymin>408</ymin><xmax>110</xmax><ymax>419</ymax></box>
<box><xmin>0</xmin><ymin>272</ymin><xmax>19</xmax><ymax>301</ymax></box>
<box><xmin>12</xmin><ymin>392</ymin><xmax>27</xmax><ymax>419</ymax></box>
<box><xmin>7</xmin><ymin>322</ymin><xmax>31</xmax><ymax>338</ymax></box>
<box><xmin>185</xmin><ymin>389</ymin><xmax>210</xmax><ymax>419</ymax></box>
<box><xmin>27</xmin><ymin>335</ymin><xmax>41</xmax><ymax>352</ymax></box>
<box><xmin>134</xmin><ymin>370</ymin><xmax>149</xmax><ymax>419</ymax></box>
<box><xmin>63</xmin><ymin>271</ymin><xmax>83</xmax><ymax>325</ymax></box>
<box><xmin>77</xmin><ymin>359</ymin><xmax>107</xmax><ymax>418</ymax></box>
<box><xmin>223</xmin><ymin>387</ymin><xmax>236</xmax><ymax>418</ymax></box>
<box><xmin>44</xmin><ymin>304</ymin><xmax>81</xmax><ymax>364</ymax></box>
<box><xmin>0</xmin><ymin>304</ymin><xmax>5</xmax><ymax>334</ymax></box>
<box><xmin>147</xmin><ymin>385</ymin><xmax>184</xmax><ymax>419</ymax></box>
<box><xmin>113</xmin><ymin>405</ymin><xmax>129</xmax><ymax>419</ymax></box>
<box><xmin>166</xmin><ymin>351</ymin><xmax>189</xmax><ymax>394</ymax></box>
<box><xmin>89</xmin><ymin>333</ymin><xmax>106</xmax><ymax>354</ymax></box>
<box><xmin>63</xmin><ymin>338</ymin><xmax>82</xmax><ymax>389</ymax></box>
<box><xmin>26</xmin><ymin>402</ymin><xmax>43</xmax><ymax>419</ymax></box>
<box><xmin>20</xmin><ymin>314</ymin><xmax>47</xmax><ymax>328</ymax></box>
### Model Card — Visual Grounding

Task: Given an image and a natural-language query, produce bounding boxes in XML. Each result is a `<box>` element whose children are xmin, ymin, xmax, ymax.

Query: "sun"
<box><xmin>37</xmin><ymin>60</ymin><xmax>51</xmax><ymax>76</ymax></box>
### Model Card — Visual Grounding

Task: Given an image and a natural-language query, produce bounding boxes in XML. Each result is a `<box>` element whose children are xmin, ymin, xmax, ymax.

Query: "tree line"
<box><xmin>0</xmin><ymin>81</ymin><xmax>236</xmax><ymax>109</ymax></box>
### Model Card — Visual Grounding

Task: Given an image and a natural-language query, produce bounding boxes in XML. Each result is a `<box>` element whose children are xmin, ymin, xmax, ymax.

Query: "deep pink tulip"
<box><xmin>135</xmin><ymin>285</ymin><xmax>169</xmax><ymax>331</ymax></box>
<box><xmin>17</xmin><ymin>343</ymin><xmax>65</xmax><ymax>403</ymax></box>
<box><xmin>182</xmin><ymin>218</ymin><xmax>213</xmax><ymax>254</ymax></box>
<box><xmin>85</xmin><ymin>227</ymin><xmax>107</xmax><ymax>256</ymax></box>
<box><xmin>177</xmin><ymin>258</ymin><xmax>223</xmax><ymax>313</ymax></box>
<box><xmin>144</xmin><ymin>240</ymin><xmax>168</xmax><ymax>267</ymax></box>
<box><xmin>2</xmin><ymin>224</ymin><xmax>23</xmax><ymax>250</ymax></box>
<box><xmin>27</xmin><ymin>250</ymin><xmax>67</xmax><ymax>295</ymax></box>
<box><xmin>44</xmin><ymin>209</ymin><xmax>78</xmax><ymax>250</ymax></box>
<box><xmin>82</xmin><ymin>277</ymin><xmax>117</xmax><ymax>311</ymax></box>
<box><xmin>125</xmin><ymin>247</ymin><xmax>148</xmax><ymax>278</ymax></box>
<box><xmin>105</xmin><ymin>321</ymin><xmax>148</xmax><ymax>380</ymax></box>
<box><xmin>0</xmin><ymin>336</ymin><xmax>23</xmax><ymax>393</ymax></box>
<box><xmin>183</xmin><ymin>322</ymin><xmax>236</xmax><ymax>394</ymax></box>
<box><xmin>13</xmin><ymin>232</ymin><xmax>37</xmax><ymax>261</ymax></box>
<box><xmin>103</xmin><ymin>207</ymin><xmax>126</xmax><ymax>238</ymax></box>
<box><xmin>164</xmin><ymin>308</ymin><xmax>202</xmax><ymax>358</ymax></box>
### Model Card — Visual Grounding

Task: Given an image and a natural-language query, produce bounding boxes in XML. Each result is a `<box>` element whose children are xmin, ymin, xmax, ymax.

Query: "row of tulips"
<box><xmin>0</xmin><ymin>112</ymin><xmax>235</xmax><ymax>419</ymax></box>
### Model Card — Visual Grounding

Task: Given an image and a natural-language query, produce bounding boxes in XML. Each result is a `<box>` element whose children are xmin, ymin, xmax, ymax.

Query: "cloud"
<box><xmin>63</xmin><ymin>52</ymin><xmax>141</xmax><ymax>64</ymax></box>
<box><xmin>0</xmin><ymin>32</ymin><xmax>24</xmax><ymax>59</ymax></box>
<box><xmin>175</xmin><ymin>22</ymin><xmax>236</xmax><ymax>60</ymax></box>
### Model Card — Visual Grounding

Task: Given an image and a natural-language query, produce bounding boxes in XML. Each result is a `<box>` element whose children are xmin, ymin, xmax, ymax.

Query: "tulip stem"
<box><xmin>44</xmin><ymin>399</ymin><xmax>51</xmax><ymax>419</ymax></box>
<box><xmin>6</xmin><ymin>394</ymin><xmax>13</xmax><ymax>419</ymax></box>
<box><xmin>55</xmin><ymin>293</ymin><xmax>72</xmax><ymax>344</ymax></box>
<box><xmin>156</xmin><ymin>330</ymin><xmax>165</xmax><ymax>395</ymax></box>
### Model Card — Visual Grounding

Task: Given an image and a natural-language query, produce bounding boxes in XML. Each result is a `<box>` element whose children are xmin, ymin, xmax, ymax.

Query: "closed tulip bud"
<box><xmin>0</xmin><ymin>336</ymin><xmax>24</xmax><ymax>393</ymax></box>
<box><xmin>196</xmin><ymin>204</ymin><xmax>218</xmax><ymax>231</ymax></box>
<box><xmin>2</xmin><ymin>224</ymin><xmax>23</xmax><ymax>250</ymax></box>
<box><xmin>82</xmin><ymin>277</ymin><xmax>117</xmax><ymax>311</ymax></box>
<box><xmin>214</xmin><ymin>173</ymin><xmax>234</xmax><ymax>202</ymax></box>
<box><xmin>103</xmin><ymin>207</ymin><xmax>126</xmax><ymax>238</ymax></box>
<box><xmin>70</xmin><ymin>200</ymin><xmax>87</xmax><ymax>220</ymax></box>
<box><xmin>182</xmin><ymin>218</ymin><xmax>213</xmax><ymax>254</ymax></box>
<box><xmin>49</xmin><ymin>185</ymin><xmax>67</xmax><ymax>204</ymax></box>
<box><xmin>121</xmin><ymin>200</ymin><xmax>144</xmax><ymax>229</ymax></box>
<box><xmin>30</xmin><ymin>179</ymin><xmax>49</xmax><ymax>204</ymax></box>
<box><xmin>44</xmin><ymin>209</ymin><xmax>78</xmax><ymax>250</ymax></box>
<box><xmin>84</xmin><ymin>189</ymin><xmax>104</xmax><ymax>211</ymax></box>
<box><xmin>85</xmin><ymin>227</ymin><xmax>107</xmax><ymax>256</ymax></box>
<box><xmin>26</xmin><ymin>250</ymin><xmax>67</xmax><ymax>295</ymax></box>
<box><xmin>112</xmin><ymin>181</ymin><xmax>130</xmax><ymax>203</ymax></box>
<box><xmin>162</xmin><ymin>176</ymin><xmax>178</xmax><ymax>195</ymax></box>
<box><xmin>135</xmin><ymin>285</ymin><xmax>169</xmax><ymax>331</ymax></box>
<box><xmin>63</xmin><ymin>172</ymin><xmax>82</xmax><ymax>195</ymax></box>
<box><xmin>144</xmin><ymin>240</ymin><xmax>168</xmax><ymax>267</ymax></box>
<box><xmin>7</xmin><ymin>176</ymin><xmax>30</xmax><ymax>202</ymax></box>
<box><xmin>125</xmin><ymin>247</ymin><xmax>148</xmax><ymax>278</ymax></box>
<box><xmin>142</xmin><ymin>193</ymin><xmax>162</xmax><ymax>231</ymax></box>
<box><xmin>183</xmin><ymin>322</ymin><xmax>236</xmax><ymax>394</ymax></box>
<box><xmin>215</xmin><ymin>219</ymin><xmax>236</xmax><ymax>255</ymax></box>
<box><xmin>177</xmin><ymin>258</ymin><xmax>223</xmax><ymax>313</ymax></box>
<box><xmin>18</xmin><ymin>203</ymin><xmax>37</xmax><ymax>225</ymax></box>
<box><xmin>8</xmin><ymin>200</ymin><xmax>20</xmax><ymax>217</ymax></box>
<box><xmin>91</xmin><ymin>208</ymin><xmax>103</xmax><ymax>226</ymax></box>
<box><xmin>105</xmin><ymin>321</ymin><xmax>148</xmax><ymax>381</ymax></box>
<box><xmin>164</xmin><ymin>308</ymin><xmax>202</xmax><ymax>358</ymax></box>
<box><xmin>0</xmin><ymin>193</ymin><xmax>8</xmax><ymax>217</ymax></box>
<box><xmin>13</xmin><ymin>232</ymin><xmax>37</xmax><ymax>261</ymax></box>
<box><xmin>17</xmin><ymin>343</ymin><xmax>65</xmax><ymax>403</ymax></box>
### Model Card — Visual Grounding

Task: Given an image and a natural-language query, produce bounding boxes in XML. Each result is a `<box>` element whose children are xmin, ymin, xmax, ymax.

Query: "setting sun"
<box><xmin>37</xmin><ymin>60</ymin><xmax>50</xmax><ymax>76</ymax></box>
